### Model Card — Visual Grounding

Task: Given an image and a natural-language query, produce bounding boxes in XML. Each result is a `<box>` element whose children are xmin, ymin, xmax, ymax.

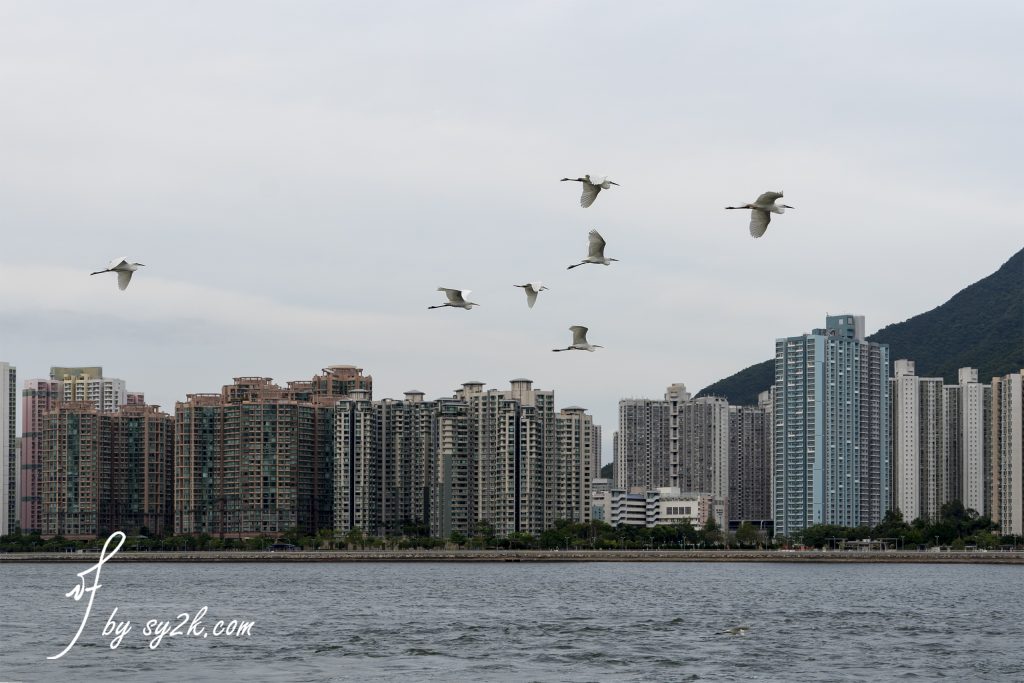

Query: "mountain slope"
<box><xmin>697</xmin><ymin>248</ymin><xmax>1024</xmax><ymax>405</ymax></box>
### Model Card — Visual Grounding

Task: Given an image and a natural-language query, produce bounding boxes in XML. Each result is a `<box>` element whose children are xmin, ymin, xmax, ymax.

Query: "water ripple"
<box><xmin>2</xmin><ymin>562</ymin><xmax>1023</xmax><ymax>681</ymax></box>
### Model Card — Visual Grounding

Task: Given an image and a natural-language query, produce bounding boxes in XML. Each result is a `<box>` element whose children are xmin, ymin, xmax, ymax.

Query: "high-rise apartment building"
<box><xmin>758</xmin><ymin>388</ymin><xmax>774</xmax><ymax>521</ymax></box>
<box><xmin>616</xmin><ymin>398</ymin><xmax>670</xmax><ymax>491</ymax></box>
<box><xmin>379</xmin><ymin>393</ymin><xmax>435</xmax><ymax>533</ymax></box>
<box><xmin>728</xmin><ymin>403</ymin><xmax>771</xmax><ymax>523</ymax></box>
<box><xmin>335</xmin><ymin>380</ymin><xmax>592</xmax><ymax>539</ymax></box>
<box><xmin>774</xmin><ymin>315</ymin><xmax>890</xmax><ymax>536</ymax></box>
<box><xmin>1</xmin><ymin>362</ymin><xmax>15</xmax><ymax>534</ymax></box>
<box><xmin>431</xmin><ymin>398</ymin><xmax>474</xmax><ymax>539</ymax></box>
<box><xmin>665</xmin><ymin>383</ymin><xmax>690</xmax><ymax>488</ymax></box>
<box><xmin>943</xmin><ymin>368</ymin><xmax>991</xmax><ymax>515</ymax></box>
<box><xmin>23</xmin><ymin>368</ymin><xmax>143</xmax><ymax>535</ymax></box>
<box><xmin>175</xmin><ymin>366</ymin><xmax>369</xmax><ymax>537</ymax></box>
<box><xmin>553</xmin><ymin>407</ymin><xmax>595</xmax><ymax>525</ymax></box>
<box><xmin>20</xmin><ymin>380</ymin><xmax>62</xmax><ymax>533</ymax></box>
<box><xmin>51</xmin><ymin>367</ymin><xmax>126</xmax><ymax>413</ymax></box>
<box><xmin>335</xmin><ymin>391</ymin><xmax>379</xmax><ymax>535</ymax></box>
<box><xmin>591</xmin><ymin>424</ymin><xmax>603</xmax><ymax>479</ymax></box>
<box><xmin>334</xmin><ymin>389</ymin><xmax>438</xmax><ymax>537</ymax></box>
<box><xmin>458</xmin><ymin>379</ymin><xmax>557</xmax><ymax>536</ymax></box>
<box><xmin>991</xmin><ymin>371</ymin><xmax>1023</xmax><ymax>536</ymax></box>
<box><xmin>611</xmin><ymin>432</ymin><xmax>619</xmax><ymax>485</ymax></box>
<box><xmin>40</xmin><ymin>401</ymin><xmax>174</xmax><ymax>537</ymax></box>
<box><xmin>42</xmin><ymin>402</ymin><xmax>107</xmax><ymax>537</ymax></box>
<box><xmin>889</xmin><ymin>360</ymin><xmax>945</xmax><ymax>521</ymax></box>
<box><xmin>676</xmin><ymin>396</ymin><xmax>730</xmax><ymax>511</ymax></box>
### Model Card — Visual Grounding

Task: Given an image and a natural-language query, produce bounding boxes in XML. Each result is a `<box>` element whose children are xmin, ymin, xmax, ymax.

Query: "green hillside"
<box><xmin>696</xmin><ymin>248</ymin><xmax>1024</xmax><ymax>405</ymax></box>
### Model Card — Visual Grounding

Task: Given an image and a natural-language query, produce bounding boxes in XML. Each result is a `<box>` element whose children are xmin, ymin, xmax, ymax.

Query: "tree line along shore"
<box><xmin>3</xmin><ymin>501</ymin><xmax>1021</xmax><ymax>558</ymax></box>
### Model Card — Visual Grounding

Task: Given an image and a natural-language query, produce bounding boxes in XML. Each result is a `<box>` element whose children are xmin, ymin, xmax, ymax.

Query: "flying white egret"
<box><xmin>513</xmin><ymin>282</ymin><xmax>549</xmax><ymax>309</ymax></box>
<box><xmin>567</xmin><ymin>230</ymin><xmax>618</xmax><ymax>270</ymax></box>
<box><xmin>725</xmin><ymin>191</ymin><xmax>794</xmax><ymax>238</ymax></box>
<box><xmin>560</xmin><ymin>174</ymin><xmax>619</xmax><ymax>208</ymax></box>
<box><xmin>552</xmin><ymin>325</ymin><xmax>603</xmax><ymax>352</ymax></box>
<box><xmin>90</xmin><ymin>257</ymin><xmax>145</xmax><ymax>290</ymax></box>
<box><xmin>428</xmin><ymin>287</ymin><xmax>480</xmax><ymax>310</ymax></box>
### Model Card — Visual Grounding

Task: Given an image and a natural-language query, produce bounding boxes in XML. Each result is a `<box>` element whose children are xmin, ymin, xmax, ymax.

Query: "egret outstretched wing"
<box><xmin>525</xmin><ymin>288</ymin><xmax>538</xmax><ymax>308</ymax></box>
<box><xmin>117</xmin><ymin>270</ymin><xmax>133</xmax><ymax>290</ymax></box>
<box><xmin>755</xmin><ymin>191</ymin><xmax>783</xmax><ymax>205</ymax></box>
<box><xmin>579</xmin><ymin>183</ymin><xmax>600</xmax><ymax>208</ymax></box>
<box><xmin>570</xmin><ymin>326</ymin><xmax>589</xmax><ymax>345</ymax></box>
<box><xmin>587</xmin><ymin>230</ymin><xmax>606</xmax><ymax>258</ymax></box>
<box><xmin>109</xmin><ymin>256</ymin><xmax>129</xmax><ymax>270</ymax></box>
<box><xmin>749</xmin><ymin>210</ymin><xmax>771</xmax><ymax>238</ymax></box>
<box><xmin>438</xmin><ymin>287</ymin><xmax>468</xmax><ymax>304</ymax></box>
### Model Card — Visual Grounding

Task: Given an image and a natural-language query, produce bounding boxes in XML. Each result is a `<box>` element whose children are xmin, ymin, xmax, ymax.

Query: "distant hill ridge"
<box><xmin>696</xmin><ymin>248</ymin><xmax>1024</xmax><ymax>406</ymax></box>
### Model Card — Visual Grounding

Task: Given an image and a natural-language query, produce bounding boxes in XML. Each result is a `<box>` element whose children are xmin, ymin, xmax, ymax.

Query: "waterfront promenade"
<box><xmin>3</xmin><ymin>549</ymin><xmax>1023</xmax><ymax>563</ymax></box>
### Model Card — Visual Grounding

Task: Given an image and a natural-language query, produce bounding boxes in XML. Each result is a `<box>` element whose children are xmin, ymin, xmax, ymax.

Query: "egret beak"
<box><xmin>781</xmin><ymin>205</ymin><xmax>794</xmax><ymax>209</ymax></box>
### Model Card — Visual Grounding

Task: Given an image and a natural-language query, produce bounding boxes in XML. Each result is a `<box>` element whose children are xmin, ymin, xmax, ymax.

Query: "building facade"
<box><xmin>431</xmin><ymin>398</ymin><xmax>474</xmax><ymax>538</ymax></box>
<box><xmin>951</xmin><ymin>368</ymin><xmax>991</xmax><ymax>515</ymax></box>
<box><xmin>991</xmin><ymin>371</ymin><xmax>1023</xmax><ymax>536</ymax></box>
<box><xmin>889</xmin><ymin>360</ymin><xmax>945</xmax><ymax>521</ymax></box>
<box><xmin>335</xmin><ymin>392</ymin><xmax>379</xmax><ymax>535</ymax></box>
<box><xmin>51</xmin><ymin>367</ymin><xmax>127</xmax><ymax>413</ymax></box>
<box><xmin>175</xmin><ymin>367</ymin><xmax>369</xmax><ymax>537</ymax></box>
<box><xmin>335</xmin><ymin>380</ymin><xmax>593</xmax><ymax>539</ymax></box>
<box><xmin>665</xmin><ymin>383</ymin><xmax>691</xmax><ymax>488</ymax></box>
<box><xmin>616</xmin><ymin>398</ymin><xmax>671</xmax><ymax>491</ymax></box>
<box><xmin>606</xmin><ymin>487</ymin><xmax>719</xmax><ymax>528</ymax></box>
<box><xmin>458</xmin><ymin>380</ymin><xmax>557</xmax><ymax>536</ymax></box>
<box><xmin>774</xmin><ymin>315</ymin><xmax>890</xmax><ymax>536</ymax></box>
<box><xmin>1</xmin><ymin>362</ymin><xmax>15</xmax><ymax>534</ymax></box>
<box><xmin>40</xmin><ymin>401</ymin><xmax>174</xmax><ymax>537</ymax></box>
<box><xmin>728</xmin><ymin>403</ymin><xmax>771</xmax><ymax>523</ymax></box>
<box><xmin>553</xmin><ymin>407</ymin><xmax>595</xmax><ymax>525</ymax></box>
<box><xmin>20</xmin><ymin>379</ymin><xmax>62</xmax><ymax>533</ymax></box>
<box><xmin>676</xmin><ymin>396</ymin><xmax>730</xmax><ymax>512</ymax></box>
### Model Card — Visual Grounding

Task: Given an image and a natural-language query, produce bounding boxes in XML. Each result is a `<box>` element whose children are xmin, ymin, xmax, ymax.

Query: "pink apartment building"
<box><xmin>20</xmin><ymin>379</ymin><xmax>61</xmax><ymax>533</ymax></box>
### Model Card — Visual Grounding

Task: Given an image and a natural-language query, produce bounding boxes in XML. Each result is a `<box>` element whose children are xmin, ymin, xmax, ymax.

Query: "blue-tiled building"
<box><xmin>774</xmin><ymin>315</ymin><xmax>890</xmax><ymax>536</ymax></box>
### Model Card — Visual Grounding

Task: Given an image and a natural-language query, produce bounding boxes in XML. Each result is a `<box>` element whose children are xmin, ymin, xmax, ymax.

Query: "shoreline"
<box><xmin>3</xmin><ymin>549</ymin><xmax>1024</xmax><ymax>564</ymax></box>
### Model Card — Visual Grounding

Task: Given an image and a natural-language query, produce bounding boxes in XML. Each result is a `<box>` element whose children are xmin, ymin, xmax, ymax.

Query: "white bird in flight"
<box><xmin>90</xmin><ymin>257</ymin><xmax>145</xmax><ymax>290</ymax></box>
<box><xmin>428</xmin><ymin>287</ymin><xmax>480</xmax><ymax>310</ymax></box>
<box><xmin>567</xmin><ymin>230</ymin><xmax>618</xmax><ymax>270</ymax></box>
<box><xmin>552</xmin><ymin>325</ymin><xmax>603</xmax><ymax>352</ymax></box>
<box><xmin>514</xmin><ymin>282</ymin><xmax>549</xmax><ymax>309</ymax></box>
<box><xmin>561</xmin><ymin>174</ymin><xmax>619</xmax><ymax>208</ymax></box>
<box><xmin>725</xmin><ymin>191</ymin><xmax>794</xmax><ymax>238</ymax></box>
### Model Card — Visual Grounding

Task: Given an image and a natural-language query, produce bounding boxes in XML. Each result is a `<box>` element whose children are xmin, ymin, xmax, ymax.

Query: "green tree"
<box><xmin>344</xmin><ymin>528</ymin><xmax>365</xmax><ymax>549</ymax></box>
<box><xmin>702</xmin><ymin>515</ymin><xmax>721</xmax><ymax>548</ymax></box>
<box><xmin>735</xmin><ymin>522</ymin><xmax>759</xmax><ymax>548</ymax></box>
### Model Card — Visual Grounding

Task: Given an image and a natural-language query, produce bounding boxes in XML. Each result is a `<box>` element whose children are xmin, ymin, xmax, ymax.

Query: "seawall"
<box><xmin>3</xmin><ymin>549</ymin><xmax>1023</xmax><ymax>564</ymax></box>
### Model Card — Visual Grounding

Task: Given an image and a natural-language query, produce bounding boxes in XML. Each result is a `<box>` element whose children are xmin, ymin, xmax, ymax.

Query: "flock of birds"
<box><xmin>422</xmin><ymin>174</ymin><xmax>793</xmax><ymax>353</ymax></box>
<box><xmin>89</xmin><ymin>175</ymin><xmax>794</xmax><ymax>354</ymax></box>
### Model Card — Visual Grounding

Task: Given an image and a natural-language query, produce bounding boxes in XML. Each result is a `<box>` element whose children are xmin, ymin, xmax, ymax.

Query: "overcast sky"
<box><xmin>1</xmin><ymin>2</ymin><xmax>1021</xmax><ymax>460</ymax></box>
